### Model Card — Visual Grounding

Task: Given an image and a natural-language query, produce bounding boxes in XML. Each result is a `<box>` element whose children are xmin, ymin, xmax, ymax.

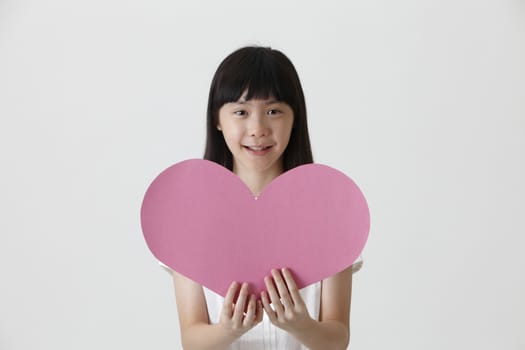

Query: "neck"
<box><xmin>233</xmin><ymin>163</ymin><xmax>283</xmax><ymax>197</ymax></box>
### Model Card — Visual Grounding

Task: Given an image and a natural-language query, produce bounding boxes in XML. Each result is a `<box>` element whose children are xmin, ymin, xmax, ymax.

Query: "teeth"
<box><xmin>247</xmin><ymin>146</ymin><xmax>268</xmax><ymax>151</ymax></box>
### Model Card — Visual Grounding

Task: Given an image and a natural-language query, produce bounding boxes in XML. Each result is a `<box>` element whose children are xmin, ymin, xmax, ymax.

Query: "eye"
<box><xmin>267</xmin><ymin>109</ymin><xmax>282</xmax><ymax>116</ymax></box>
<box><xmin>234</xmin><ymin>110</ymin><xmax>247</xmax><ymax>117</ymax></box>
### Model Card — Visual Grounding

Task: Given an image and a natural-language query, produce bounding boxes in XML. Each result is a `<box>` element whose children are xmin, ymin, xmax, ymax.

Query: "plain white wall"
<box><xmin>1</xmin><ymin>0</ymin><xmax>524</xmax><ymax>349</ymax></box>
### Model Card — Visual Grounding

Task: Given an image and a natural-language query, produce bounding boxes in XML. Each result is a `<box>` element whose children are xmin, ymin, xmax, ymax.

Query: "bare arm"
<box><xmin>261</xmin><ymin>266</ymin><xmax>353</xmax><ymax>350</ymax></box>
<box><xmin>172</xmin><ymin>270</ymin><xmax>263</xmax><ymax>350</ymax></box>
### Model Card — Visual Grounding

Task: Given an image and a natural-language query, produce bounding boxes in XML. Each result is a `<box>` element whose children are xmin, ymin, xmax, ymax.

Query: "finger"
<box><xmin>232</xmin><ymin>282</ymin><xmax>249</xmax><ymax>324</ymax></box>
<box><xmin>271</xmin><ymin>268</ymin><xmax>294</xmax><ymax>309</ymax></box>
<box><xmin>264</xmin><ymin>276</ymin><xmax>285</xmax><ymax>317</ymax></box>
<box><xmin>282</xmin><ymin>268</ymin><xmax>305</xmax><ymax>308</ymax></box>
<box><xmin>222</xmin><ymin>281</ymin><xmax>238</xmax><ymax>319</ymax></box>
<box><xmin>261</xmin><ymin>291</ymin><xmax>277</xmax><ymax>323</ymax></box>
<box><xmin>242</xmin><ymin>294</ymin><xmax>256</xmax><ymax>327</ymax></box>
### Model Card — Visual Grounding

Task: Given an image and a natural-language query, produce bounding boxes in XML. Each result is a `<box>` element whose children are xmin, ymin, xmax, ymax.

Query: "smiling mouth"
<box><xmin>243</xmin><ymin>145</ymin><xmax>274</xmax><ymax>156</ymax></box>
<box><xmin>243</xmin><ymin>145</ymin><xmax>272</xmax><ymax>151</ymax></box>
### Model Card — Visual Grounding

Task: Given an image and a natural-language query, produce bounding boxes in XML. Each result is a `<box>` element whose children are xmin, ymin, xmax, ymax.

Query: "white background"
<box><xmin>1</xmin><ymin>0</ymin><xmax>524</xmax><ymax>349</ymax></box>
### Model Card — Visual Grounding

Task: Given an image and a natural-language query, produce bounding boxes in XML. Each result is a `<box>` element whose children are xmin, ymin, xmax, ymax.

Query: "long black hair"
<box><xmin>204</xmin><ymin>46</ymin><xmax>313</xmax><ymax>171</ymax></box>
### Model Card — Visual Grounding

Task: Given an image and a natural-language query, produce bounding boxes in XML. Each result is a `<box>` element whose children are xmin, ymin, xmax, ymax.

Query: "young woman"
<box><xmin>169</xmin><ymin>46</ymin><xmax>362</xmax><ymax>350</ymax></box>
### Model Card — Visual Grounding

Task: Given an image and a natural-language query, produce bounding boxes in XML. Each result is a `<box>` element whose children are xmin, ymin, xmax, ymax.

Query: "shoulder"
<box><xmin>351</xmin><ymin>255</ymin><xmax>364</xmax><ymax>274</ymax></box>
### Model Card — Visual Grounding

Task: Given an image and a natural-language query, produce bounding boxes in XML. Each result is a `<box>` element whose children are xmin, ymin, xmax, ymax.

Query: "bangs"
<box><xmin>212</xmin><ymin>50</ymin><xmax>294</xmax><ymax>107</ymax></box>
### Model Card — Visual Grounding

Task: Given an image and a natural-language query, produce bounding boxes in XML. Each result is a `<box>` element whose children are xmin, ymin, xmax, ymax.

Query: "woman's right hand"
<box><xmin>219</xmin><ymin>281</ymin><xmax>263</xmax><ymax>338</ymax></box>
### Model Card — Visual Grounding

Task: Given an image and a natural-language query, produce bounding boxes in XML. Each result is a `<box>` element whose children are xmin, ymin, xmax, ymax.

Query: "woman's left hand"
<box><xmin>260</xmin><ymin>268</ymin><xmax>313</xmax><ymax>333</ymax></box>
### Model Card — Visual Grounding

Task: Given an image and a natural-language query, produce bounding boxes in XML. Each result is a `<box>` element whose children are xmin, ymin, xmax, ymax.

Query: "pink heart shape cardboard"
<box><xmin>140</xmin><ymin>159</ymin><xmax>370</xmax><ymax>297</ymax></box>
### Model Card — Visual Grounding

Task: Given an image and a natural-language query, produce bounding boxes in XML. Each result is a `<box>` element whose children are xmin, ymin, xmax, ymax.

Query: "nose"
<box><xmin>248</xmin><ymin>113</ymin><xmax>270</xmax><ymax>137</ymax></box>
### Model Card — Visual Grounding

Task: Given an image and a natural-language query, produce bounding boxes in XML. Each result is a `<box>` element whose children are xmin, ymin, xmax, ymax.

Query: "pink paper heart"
<box><xmin>141</xmin><ymin>159</ymin><xmax>370</xmax><ymax>297</ymax></box>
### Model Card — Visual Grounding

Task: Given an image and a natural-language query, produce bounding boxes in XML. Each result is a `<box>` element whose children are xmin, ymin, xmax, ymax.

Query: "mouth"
<box><xmin>243</xmin><ymin>145</ymin><xmax>273</xmax><ymax>151</ymax></box>
<box><xmin>243</xmin><ymin>145</ymin><xmax>273</xmax><ymax>155</ymax></box>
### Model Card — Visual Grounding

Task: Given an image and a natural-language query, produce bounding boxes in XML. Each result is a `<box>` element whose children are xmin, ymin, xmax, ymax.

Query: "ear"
<box><xmin>217</xmin><ymin>125</ymin><xmax>222</xmax><ymax>131</ymax></box>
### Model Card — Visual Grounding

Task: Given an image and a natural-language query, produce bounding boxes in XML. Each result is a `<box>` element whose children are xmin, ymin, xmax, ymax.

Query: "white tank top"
<box><xmin>204</xmin><ymin>282</ymin><xmax>320</xmax><ymax>350</ymax></box>
<box><xmin>161</xmin><ymin>257</ymin><xmax>363</xmax><ymax>350</ymax></box>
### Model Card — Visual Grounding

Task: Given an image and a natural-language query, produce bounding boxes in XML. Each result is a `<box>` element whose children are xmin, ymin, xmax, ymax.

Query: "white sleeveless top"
<box><xmin>204</xmin><ymin>282</ymin><xmax>320</xmax><ymax>350</ymax></box>
<box><xmin>162</xmin><ymin>257</ymin><xmax>362</xmax><ymax>350</ymax></box>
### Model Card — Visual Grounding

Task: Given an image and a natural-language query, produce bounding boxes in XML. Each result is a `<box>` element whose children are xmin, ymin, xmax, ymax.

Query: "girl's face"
<box><xmin>217</xmin><ymin>93</ymin><xmax>294</xmax><ymax>177</ymax></box>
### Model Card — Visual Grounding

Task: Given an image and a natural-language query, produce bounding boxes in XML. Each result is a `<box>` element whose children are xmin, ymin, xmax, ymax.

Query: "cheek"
<box><xmin>221</xmin><ymin>126</ymin><xmax>243</xmax><ymax>147</ymax></box>
<box><xmin>278</xmin><ymin>120</ymin><xmax>294</xmax><ymax>142</ymax></box>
